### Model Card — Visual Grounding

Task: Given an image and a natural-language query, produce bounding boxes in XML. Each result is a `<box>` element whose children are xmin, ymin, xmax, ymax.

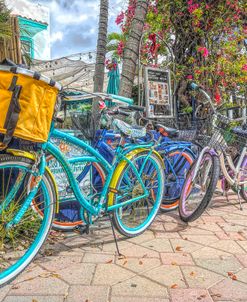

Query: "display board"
<box><xmin>144</xmin><ymin>67</ymin><xmax>173</xmax><ymax>118</ymax></box>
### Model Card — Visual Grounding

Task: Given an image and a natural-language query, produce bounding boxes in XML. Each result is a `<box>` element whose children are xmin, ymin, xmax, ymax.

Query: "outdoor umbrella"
<box><xmin>106</xmin><ymin>58</ymin><xmax>120</xmax><ymax>107</ymax></box>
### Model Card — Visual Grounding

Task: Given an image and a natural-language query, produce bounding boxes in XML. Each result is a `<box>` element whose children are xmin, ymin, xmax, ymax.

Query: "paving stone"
<box><xmin>180</xmin><ymin>235</ymin><xmax>219</xmax><ymax>246</ymax></box>
<box><xmin>202</xmin><ymin>216</ymin><xmax>226</xmax><ymax>223</ymax></box>
<box><xmin>181</xmin><ymin>266</ymin><xmax>224</xmax><ymax>289</ymax></box>
<box><xmin>191</xmin><ymin>247</ymin><xmax>232</xmax><ymax>259</ymax></box>
<box><xmin>83</xmin><ymin>252</ymin><xmax>115</xmax><ymax>263</ymax></box>
<box><xmin>8</xmin><ymin>266</ymin><xmax>68</xmax><ymax>296</ymax></box>
<box><xmin>235</xmin><ymin>268</ymin><xmax>247</xmax><ymax>283</ymax></box>
<box><xmin>102</xmin><ymin>239</ymin><xmax>136</xmax><ymax>253</ymax></box>
<box><xmin>58</xmin><ymin>263</ymin><xmax>95</xmax><ymax>285</ymax></box>
<box><xmin>235</xmin><ymin>254</ymin><xmax>247</xmax><ymax>267</ymax></box>
<box><xmin>0</xmin><ymin>285</ymin><xmax>10</xmax><ymax>301</ymax></box>
<box><xmin>195</xmin><ymin>223</ymin><xmax>224</xmax><ymax>233</ymax></box>
<box><xmin>195</xmin><ymin>256</ymin><xmax>243</xmax><ymax>276</ymax></box>
<box><xmin>141</xmin><ymin>238</ymin><xmax>173</xmax><ymax>253</ymax></box>
<box><xmin>38</xmin><ymin>255</ymin><xmax>83</xmax><ymax>271</ymax></box>
<box><xmin>3</xmin><ymin>296</ymin><xmax>64</xmax><ymax>302</ymax></box>
<box><xmin>236</xmin><ymin>240</ymin><xmax>247</xmax><ymax>253</ymax></box>
<box><xmin>111</xmin><ymin>297</ymin><xmax>169</xmax><ymax>302</ymax></box>
<box><xmin>67</xmin><ymin>285</ymin><xmax>109</xmax><ymax>302</ymax></box>
<box><xmin>144</xmin><ymin>265</ymin><xmax>186</xmax><ymax>288</ymax></box>
<box><xmin>154</xmin><ymin>231</ymin><xmax>181</xmax><ymax>239</ymax></box>
<box><xmin>209</xmin><ymin>278</ymin><xmax>247</xmax><ymax>301</ymax></box>
<box><xmin>209</xmin><ymin>240</ymin><xmax>246</xmax><ymax>254</ymax></box>
<box><xmin>160</xmin><ymin>252</ymin><xmax>194</xmax><ymax>266</ymax></box>
<box><xmin>93</xmin><ymin>263</ymin><xmax>135</xmax><ymax>285</ymax></box>
<box><xmin>217</xmin><ymin>222</ymin><xmax>247</xmax><ymax>233</ymax></box>
<box><xmin>129</xmin><ymin>231</ymin><xmax>156</xmax><ymax>244</ymax></box>
<box><xmin>116</xmin><ymin>257</ymin><xmax>161</xmax><ymax>273</ymax></box>
<box><xmin>120</xmin><ymin>243</ymin><xmax>159</xmax><ymax>258</ymax></box>
<box><xmin>179</xmin><ymin>227</ymin><xmax>214</xmax><ymax>236</ymax></box>
<box><xmin>214</xmin><ymin>231</ymin><xmax>246</xmax><ymax>240</ymax></box>
<box><xmin>170</xmin><ymin>288</ymin><xmax>213</xmax><ymax>302</ymax></box>
<box><xmin>163</xmin><ymin>222</ymin><xmax>186</xmax><ymax>232</ymax></box>
<box><xmin>170</xmin><ymin>239</ymin><xmax>203</xmax><ymax>253</ymax></box>
<box><xmin>111</xmin><ymin>275</ymin><xmax>168</xmax><ymax>298</ymax></box>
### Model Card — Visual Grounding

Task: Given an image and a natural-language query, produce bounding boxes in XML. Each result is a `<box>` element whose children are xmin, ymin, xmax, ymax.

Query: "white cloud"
<box><xmin>51</xmin><ymin>31</ymin><xmax>63</xmax><ymax>43</ymax></box>
<box><xmin>56</xmin><ymin>13</ymin><xmax>89</xmax><ymax>25</ymax></box>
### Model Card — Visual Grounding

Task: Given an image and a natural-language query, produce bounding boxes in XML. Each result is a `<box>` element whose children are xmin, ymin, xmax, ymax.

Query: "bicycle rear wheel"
<box><xmin>179</xmin><ymin>152</ymin><xmax>220</xmax><ymax>222</ymax></box>
<box><xmin>32</xmin><ymin>154</ymin><xmax>105</xmax><ymax>231</ymax></box>
<box><xmin>0</xmin><ymin>155</ymin><xmax>55</xmax><ymax>287</ymax></box>
<box><xmin>109</xmin><ymin>150</ymin><xmax>165</xmax><ymax>237</ymax></box>
<box><xmin>160</xmin><ymin>149</ymin><xmax>194</xmax><ymax>212</ymax></box>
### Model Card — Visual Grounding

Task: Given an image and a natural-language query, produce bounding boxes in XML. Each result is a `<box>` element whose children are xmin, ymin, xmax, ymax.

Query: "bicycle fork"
<box><xmin>5</xmin><ymin>153</ymin><xmax>46</xmax><ymax>230</ymax></box>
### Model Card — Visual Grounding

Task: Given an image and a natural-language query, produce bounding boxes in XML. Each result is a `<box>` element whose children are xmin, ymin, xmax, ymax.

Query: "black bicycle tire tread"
<box><xmin>179</xmin><ymin>152</ymin><xmax>220</xmax><ymax>222</ymax></box>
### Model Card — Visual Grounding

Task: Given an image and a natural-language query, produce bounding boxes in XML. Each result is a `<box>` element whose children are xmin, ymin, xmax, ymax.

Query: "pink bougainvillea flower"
<box><xmin>198</xmin><ymin>46</ymin><xmax>209</xmax><ymax>57</ymax></box>
<box><xmin>242</xmin><ymin>64</ymin><xmax>247</xmax><ymax>72</ymax></box>
<box><xmin>214</xmin><ymin>92</ymin><xmax>221</xmax><ymax>103</ymax></box>
<box><xmin>187</xmin><ymin>75</ymin><xmax>193</xmax><ymax>80</ymax></box>
<box><xmin>115</xmin><ymin>12</ymin><xmax>125</xmax><ymax>25</ymax></box>
<box><xmin>117</xmin><ymin>41</ymin><xmax>124</xmax><ymax>56</ymax></box>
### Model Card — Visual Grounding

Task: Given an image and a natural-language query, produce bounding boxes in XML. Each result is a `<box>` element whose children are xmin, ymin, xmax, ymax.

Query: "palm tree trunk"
<box><xmin>91</xmin><ymin>0</ymin><xmax>109</xmax><ymax>138</ymax></box>
<box><xmin>93</xmin><ymin>0</ymin><xmax>109</xmax><ymax>93</ymax></box>
<box><xmin>119</xmin><ymin>0</ymin><xmax>148</xmax><ymax>98</ymax></box>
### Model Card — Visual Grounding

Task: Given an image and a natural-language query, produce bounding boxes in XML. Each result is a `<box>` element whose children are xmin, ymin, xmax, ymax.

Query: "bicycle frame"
<box><xmin>219</xmin><ymin>146</ymin><xmax>247</xmax><ymax>186</ymax></box>
<box><xmin>58</xmin><ymin>129</ymin><xmax>197</xmax><ymax>194</ymax></box>
<box><xmin>45</xmin><ymin>128</ymin><xmax>155</xmax><ymax>218</ymax></box>
<box><xmin>192</xmin><ymin>145</ymin><xmax>247</xmax><ymax>187</ymax></box>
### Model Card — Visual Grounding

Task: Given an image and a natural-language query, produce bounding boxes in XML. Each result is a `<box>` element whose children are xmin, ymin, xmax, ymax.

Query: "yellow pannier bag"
<box><xmin>0</xmin><ymin>65</ymin><xmax>62</xmax><ymax>149</ymax></box>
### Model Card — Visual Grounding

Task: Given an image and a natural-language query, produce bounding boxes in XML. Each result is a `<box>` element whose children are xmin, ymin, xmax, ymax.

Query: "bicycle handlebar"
<box><xmin>62</xmin><ymin>91</ymin><xmax>134</xmax><ymax>106</ymax></box>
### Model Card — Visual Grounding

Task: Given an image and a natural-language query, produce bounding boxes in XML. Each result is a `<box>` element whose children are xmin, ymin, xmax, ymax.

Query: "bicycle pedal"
<box><xmin>74</xmin><ymin>224</ymin><xmax>90</xmax><ymax>235</ymax></box>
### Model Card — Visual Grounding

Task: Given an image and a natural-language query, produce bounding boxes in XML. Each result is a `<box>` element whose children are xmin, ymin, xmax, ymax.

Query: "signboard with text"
<box><xmin>144</xmin><ymin>67</ymin><xmax>173</xmax><ymax>118</ymax></box>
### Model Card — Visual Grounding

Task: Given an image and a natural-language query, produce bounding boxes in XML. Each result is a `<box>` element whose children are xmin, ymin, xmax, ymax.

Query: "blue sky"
<box><xmin>33</xmin><ymin>0</ymin><xmax>125</xmax><ymax>59</ymax></box>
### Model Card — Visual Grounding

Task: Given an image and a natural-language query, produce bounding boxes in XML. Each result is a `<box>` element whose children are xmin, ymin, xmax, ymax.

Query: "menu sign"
<box><xmin>145</xmin><ymin>67</ymin><xmax>173</xmax><ymax>118</ymax></box>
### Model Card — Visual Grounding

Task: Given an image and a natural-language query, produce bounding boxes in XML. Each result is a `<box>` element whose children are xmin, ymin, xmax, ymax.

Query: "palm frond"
<box><xmin>0</xmin><ymin>0</ymin><xmax>11</xmax><ymax>40</ymax></box>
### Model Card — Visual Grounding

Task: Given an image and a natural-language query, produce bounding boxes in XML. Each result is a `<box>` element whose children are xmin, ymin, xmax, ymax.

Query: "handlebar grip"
<box><xmin>128</xmin><ymin>105</ymin><xmax>145</xmax><ymax>112</ymax></box>
<box><xmin>109</xmin><ymin>94</ymin><xmax>134</xmax><ymax>105</ymax></box>
<box><xmin>118</xmin><ymin>109</ymin><xmax>131</xmax><ymax>117</ymax></box>
<box><xmin>189</xmin><ymin>82</ymin><xmax>200</xmax><ymax>90</ymax></box>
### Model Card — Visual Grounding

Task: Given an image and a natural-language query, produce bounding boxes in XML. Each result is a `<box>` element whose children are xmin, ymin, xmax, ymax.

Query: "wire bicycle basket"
<box><xmin>209</xmin><ymin>113</ymin><xmax>247</xmax><ymax>153</ymax></box>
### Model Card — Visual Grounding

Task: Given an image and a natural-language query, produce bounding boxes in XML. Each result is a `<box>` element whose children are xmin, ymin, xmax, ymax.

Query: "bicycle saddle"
<box><xmin>113</xmin><ymin>119</ymin><xmax>146</xmax><ymax>138</ymax></box>
<box><xmin>232</xmin><ymin>127</ymin><xmax>247</xmax><ymax>138</ymax></box>
<box><xmin>155</xmin><ymin>124</ymin><xmax>179</xmax><ymax>138</ymax></box>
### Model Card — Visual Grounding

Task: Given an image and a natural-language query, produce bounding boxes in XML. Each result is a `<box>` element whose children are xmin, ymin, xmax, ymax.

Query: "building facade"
<box><xmin>5</xmin><ymin>0</ymin><xmax>51</xmax><ymax>61</ymax></box>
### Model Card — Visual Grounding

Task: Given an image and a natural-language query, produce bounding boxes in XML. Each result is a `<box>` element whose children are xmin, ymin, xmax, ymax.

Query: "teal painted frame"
<box><xmin>45</xmin><ymin>128</ymin><xmax>154</xmax><ymax>218</ymax></box>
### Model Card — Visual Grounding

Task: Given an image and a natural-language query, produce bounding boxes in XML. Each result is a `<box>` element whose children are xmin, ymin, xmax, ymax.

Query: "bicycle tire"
<box><xmin>0</xmin><ymin>154</ymin><xmax>56</xmax><ymax>287</ymax></box>
<box><xmin>32</xmin><ymin>155</ymin><xmax>106</xmax><ymax>231</ymax></box>
<box><xmin>160</xmin><ymin>149</ymin><xmax>194</xmax><ymax>212</ymax></box>
<box><xmin>110</xmin><ymin>150</ymin><xmax>165</xmax><ymax>237</ymax></box>
<box><xmin>179</xmin><ymin>152</ymin><xmax>220</xmax><ymax>222</ymax></box>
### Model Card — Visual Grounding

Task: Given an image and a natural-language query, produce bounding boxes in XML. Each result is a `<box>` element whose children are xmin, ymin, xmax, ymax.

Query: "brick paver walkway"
<box><xmin>2</xmin><ymin>193</ymin><xmax>247</xmax><ymax>302</ymax></box>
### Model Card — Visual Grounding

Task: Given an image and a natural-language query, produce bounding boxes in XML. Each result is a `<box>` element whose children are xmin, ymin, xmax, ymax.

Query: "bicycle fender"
<box><xmin>192</xmin><ymin>146</ymin><xmax>214</xmax><ymax>182</ymax></box>
<box><xmin>6</xmin><ymin>148</ymin><xmax>59</xmax><ymax>213</ymax></box>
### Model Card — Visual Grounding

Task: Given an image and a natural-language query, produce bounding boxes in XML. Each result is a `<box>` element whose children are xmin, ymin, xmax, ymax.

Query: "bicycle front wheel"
<box><xmin>179</xmin><ymin>152</ymin><xmax>220</xmax><ymax>222</ymax></box>
<box><xmin>109</xmin><ymin>150</ymin><xmax>165</xmax><ymax>237</ymax></box>
<box><xmin>0</xmin><ymin>154</ymin><xmax>55</xmax><ymax>287</ymax></box>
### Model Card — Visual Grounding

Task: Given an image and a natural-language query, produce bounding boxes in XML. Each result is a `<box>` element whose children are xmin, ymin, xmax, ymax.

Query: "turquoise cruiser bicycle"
<box><xmin>0</xmin><ymin>89</ymin><xmax>165</xmax><ymax>286</ymax></box>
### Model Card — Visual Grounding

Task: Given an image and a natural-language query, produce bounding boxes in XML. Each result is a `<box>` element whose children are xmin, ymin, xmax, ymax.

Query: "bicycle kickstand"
<box><xmin>237</xmin><ymin>188</ymin><xmax>243</xmax><ymax>211</ymax></box>
<box><xmin>108</xmin><ymin>213</ymin><xmax>121</xmax><ymax>257</ymax></box>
